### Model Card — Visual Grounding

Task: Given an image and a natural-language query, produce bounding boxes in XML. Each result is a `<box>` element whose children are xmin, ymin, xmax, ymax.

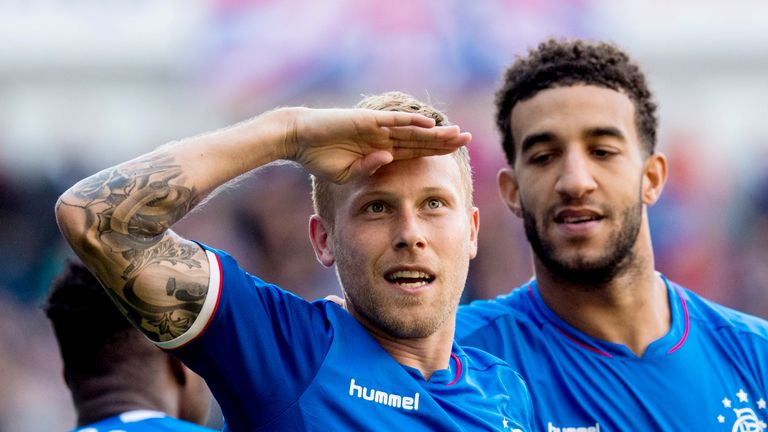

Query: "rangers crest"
<box><xmin>717</xmin><ymin>389</ymin><xmax>767</xmax><ymax>431</ymax></box>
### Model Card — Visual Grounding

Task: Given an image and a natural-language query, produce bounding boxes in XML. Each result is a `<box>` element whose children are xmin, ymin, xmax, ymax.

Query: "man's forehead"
<box><xmin>511</xmin><ymin>86</ymin><xmax>637</xmax><ymax>144</ymax></box>
<box><xmin>514</xmin><ymin>86</ymin><xmax>634</xmax><ymax>119</ymax></box>
<box><xmin>334</xmin><ymin>155</ymin><xmax>464</xmax><ymax>200</ymax></box>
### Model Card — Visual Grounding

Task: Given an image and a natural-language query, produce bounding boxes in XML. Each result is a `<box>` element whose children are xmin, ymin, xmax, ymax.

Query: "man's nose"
<box><xmin>554</xmin><ymin>150</ymin><xmax>597</xmax><ymax>199</ymax></box>
<box><xmin>393</xmin><ymin>210</ymin><xmax>427</xmax><ymax>250</ymax></box>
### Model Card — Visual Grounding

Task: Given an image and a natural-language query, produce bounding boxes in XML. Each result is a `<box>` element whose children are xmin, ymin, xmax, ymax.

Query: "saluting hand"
<box><xmin>283</xmin><ymin>107</ymin><xmax>471</xmax><ymax>183</ymax></box>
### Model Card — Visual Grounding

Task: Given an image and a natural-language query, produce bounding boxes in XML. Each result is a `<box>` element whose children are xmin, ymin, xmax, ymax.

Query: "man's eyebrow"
<box><xmin>584</xmin><ymin>126</ymin><xmax>626</xmax><ymax>141</ymax></box>
<box><xmin>420</xmin><ymin>186</ymin><xmax>452</xmax><ymax>196</ymax></box>
<box><xmin>520</xmin><ymin>132</ymin><xmax>555</xmax><ymax>154</ymax></box>
<box><xmin>349</xmin><ymin>189</ymin><xmax>393</xmax><ymax>203</ymax></box>
<box><xmin>350</xmin><ymin>186</ymin><xmax>453</xmax><ymax>204</ymax></box>
<box><xmin>520</xmin><ymin>127</ymin><xmax>627</xmax><ymax>154</ymax></box>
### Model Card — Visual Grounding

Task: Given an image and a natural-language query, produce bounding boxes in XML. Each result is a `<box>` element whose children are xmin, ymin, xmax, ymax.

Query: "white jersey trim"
<box><xmin>119</xmin><ymin>410</ymin><xmax>167</xmax><ymax>422</ymax></box>
<box><xmin>154</xmin><ymin>249</ymin><xmax>222</xmax><ymax>350</ymax></box>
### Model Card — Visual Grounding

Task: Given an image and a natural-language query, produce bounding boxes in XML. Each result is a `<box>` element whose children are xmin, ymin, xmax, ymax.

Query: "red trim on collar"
<box><xmin>528</xmin><ymin>280</ymin><xmax>691</xmax><ymax>357</ymax></box>
<box><xmin>446</xmin><ymin>353</ymin><xmax>462</xmax><ymax>386</ymax></box>
<box><xmin>666</xmin><ymin>286</ymin><xmax>690</xmax><ymax>354</ymax></box>
<box><xmin>554</xmin><ymin>327</ymin><xmax>614</xmax><ymax>358</ymax></box>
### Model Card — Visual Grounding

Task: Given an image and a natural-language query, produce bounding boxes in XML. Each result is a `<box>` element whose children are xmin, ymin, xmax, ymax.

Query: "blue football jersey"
<box><xmin>456</xmin><ymin>276</ymin><xmax>768</xmax><ymax>431</ymax></box>
<box><xmin>157</xmin><ymin>245</ymin><xmax>533</xmax><ymax>431</ymax></box>
<box><xmin>72</xmin><ymin>410</ymin><xmax>214</xmax><ymax>432</ymax></box>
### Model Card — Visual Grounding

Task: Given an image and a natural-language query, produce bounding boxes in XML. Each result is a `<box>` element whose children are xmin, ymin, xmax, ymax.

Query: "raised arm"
<box><xmin>55</xmin><ymin>107</ymin><xmax>470</xmax><ymax>342</ymax></box>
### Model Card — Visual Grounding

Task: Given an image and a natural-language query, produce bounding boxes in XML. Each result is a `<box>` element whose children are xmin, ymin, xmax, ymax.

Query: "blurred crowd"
<box><xmin>1</xmin><ymin>0</ymin><xmax>767</xmax><ymax>429</ymax></box>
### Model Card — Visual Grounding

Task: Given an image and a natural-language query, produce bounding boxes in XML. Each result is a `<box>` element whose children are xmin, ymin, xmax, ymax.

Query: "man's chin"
<box><xmin>543</xmin><ymin>256</ymin><xmax>625</xmax><ymax>286</ymax></box>
<box><xmin>377</xmin><ymin>314</ymin><xmax>442</xmax><ymax>339</ymax></box>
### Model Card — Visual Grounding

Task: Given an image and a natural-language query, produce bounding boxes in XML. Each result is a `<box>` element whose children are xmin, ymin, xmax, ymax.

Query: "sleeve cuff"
<box><xmin>154</xmin><ymin>249</ymin><xmax>222</xmax><ymax>350</ymax></box>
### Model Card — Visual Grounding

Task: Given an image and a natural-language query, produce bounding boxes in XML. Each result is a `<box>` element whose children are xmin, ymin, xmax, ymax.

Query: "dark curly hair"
<box><xmin>495</xmin><ymin>38</ymin><xmax>658</xmax><ymax>164</ymax></box>
<box><xmin>45</xmin><ymin>261</ymin><xmax>150</xmax><ymax>378</ymax></box>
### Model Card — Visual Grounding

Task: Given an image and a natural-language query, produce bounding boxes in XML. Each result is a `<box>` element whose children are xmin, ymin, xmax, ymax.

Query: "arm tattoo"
<box><xmin>60</xmin><ymin>152</ymin><xmax>210</xmax><ymax>341</ymax></box>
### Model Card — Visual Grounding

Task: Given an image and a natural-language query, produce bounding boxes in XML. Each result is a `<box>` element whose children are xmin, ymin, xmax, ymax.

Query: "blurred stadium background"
<box><xmin>1</xmin><ymin>0</ymin><xmax>767</xmax><ymax>429</ymax></box>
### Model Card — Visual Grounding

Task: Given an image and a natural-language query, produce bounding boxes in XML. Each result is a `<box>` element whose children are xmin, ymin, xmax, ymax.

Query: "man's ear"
<box><xmin>642</xmin><ymin>152</ymin><xmax>668</xmax><ymax>205</ymax></box>
<box><xmin>309</xmin><ymin>215</ymin><xmax>335</xmax><ymax>267</ymax></box>
<box><xmin>498</xmin><ymin>167</ymin><xmax>523</xmax><ymax>218</ymax></box>
<box><xmin>468</xmin><ymin>207</ymin><xmax>480</xmax><ymax>259</ymax></box>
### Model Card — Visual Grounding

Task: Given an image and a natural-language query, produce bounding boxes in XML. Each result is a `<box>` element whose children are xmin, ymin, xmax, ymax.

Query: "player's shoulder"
<box><xmin>456</xmin><ymin>282</ymin><xmax>539</xmax><ymax>338</ymax></box>
<box><xmin>200</xmin><ymin>241</ymin><xmax>316</xmax><ymax>305</ymax></box>
<box><xmin>134</xmin><ymin>416</ymin><xmax>214</xmax><ymax>431</ymax></box>
<box><xmin>72</xmin><ymin>411</ymin><xmax>214</xmax><ymax>432</ymax></box>
<box><xmin>676</xmin><ymin>281</ymin><xmax>768</xmax><ymax>343</ymax></box>
<box><xmin>459</xmin><ymin>345</ymin><xmax>529</xmax><ymax>390</ymax></box>
<box><xmin>152</xmin><ymin>416</ymin><xmax>216</xmax><ymax>431</ymax></box>
<box><xmin>461</xmin><ymin>344</ymin><xmax>511</xmax><ymax>371</ymax></box>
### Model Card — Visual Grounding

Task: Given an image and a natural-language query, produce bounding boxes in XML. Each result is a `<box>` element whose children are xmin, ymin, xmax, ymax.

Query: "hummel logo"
<box><xmin>348</xmin><ymin>378</ymin><xmax>420</xmax><ymax>411</ymax></box>
<box><xmin>548</xmin><ymin>421</ymin><xmax>601</xmax><ymax>432</ymax></box>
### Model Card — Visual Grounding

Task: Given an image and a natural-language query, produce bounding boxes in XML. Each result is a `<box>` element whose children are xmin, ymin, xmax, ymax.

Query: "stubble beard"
<box><xmin>334</xmin><ymin>251</ymin><xmax>458</xmax><ymax>339</ymax></box>
<box><xmin>521</xmin><ymin>197</ymin><xmax>643</xmax><ymax>287</ymax></box>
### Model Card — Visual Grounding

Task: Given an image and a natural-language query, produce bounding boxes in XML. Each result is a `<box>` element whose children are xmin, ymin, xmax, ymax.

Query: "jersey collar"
<box><xmin>400</xmin><ymin>341</ymin><xmax>465</xmax><ymax>386</ymax></box>
<box><xmin>527</xmin><ymin>274</ymin><xmax>690</xmax><ymax>359</ymax></box>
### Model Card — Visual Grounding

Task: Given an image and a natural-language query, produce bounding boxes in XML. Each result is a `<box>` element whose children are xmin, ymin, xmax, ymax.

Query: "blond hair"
<box><xmin>311</xmin><ymin>91</ymin><xmax>473</xmax><ymax>227</ymax></box>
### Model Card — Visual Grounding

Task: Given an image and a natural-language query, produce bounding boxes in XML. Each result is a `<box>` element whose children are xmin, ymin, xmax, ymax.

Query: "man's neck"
<box><xmin>534</xmin><ymin>255</ymin><xmax>670</xmax><ymax>357</ymax></box>
<box><xmin>76</xmin><ymin>393</ymin><xmax>152</xmax><ymax>426</ymax></box>
<box><xmin>350</xmin><ymin>310</ymin><xmax>455</xmax><ymax>380</ymax></box>
<box><xmin>74</xmin><ymin>376</ymin><xmax>175</xmax><ymax>426</ymax></box>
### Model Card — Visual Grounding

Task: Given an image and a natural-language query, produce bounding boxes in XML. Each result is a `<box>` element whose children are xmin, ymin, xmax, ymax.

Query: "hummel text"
<box><xmin>548</xmin><ymin>421</ymin><xmax>601</xmax><ymax>432</ymax></box>
<box><xmin>348</xmin><ymin>378</ymin><xmax>420</xmax><ymax>411</ymax></box>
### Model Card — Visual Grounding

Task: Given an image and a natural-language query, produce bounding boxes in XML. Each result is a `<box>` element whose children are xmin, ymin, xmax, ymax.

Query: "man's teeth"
<box><xmin>385</xmin><ymin>271</ymin><xmax>434</xmax><ymax>288</ymax></box>
<box><xmin>387</xmin><ymin>270</ymin><xmax>431</xmax><ymax>279</ymax></box>
<box><xmin>396</xmin><ymin>280</ymin><xmax>429</xmax><ymax>288</ymax></box>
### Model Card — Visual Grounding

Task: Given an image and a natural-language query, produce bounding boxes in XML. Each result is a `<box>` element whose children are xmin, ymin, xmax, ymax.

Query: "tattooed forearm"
<box><xmin>60</xmin><ymin>152</ymin><xmax>199</xmax><ymax>246</ymax></box>
<box><xmin>122</xmin><ymin>237</ymin><xmax>201</xmax><ymax>281</ymax></box>
<box><xmin>111</xmin><ymin>234</ymin><xmax>209</xmax><ymax>341</ymax></box>
<box><xmin>123</xmin><ymin>269</ymin><xmax>208</xmax><ymax>340</ymax></box>
<box><xmin>57</xmin><ymin>151</ymin><xmax>211</xmax><ymax>342</ymax></box>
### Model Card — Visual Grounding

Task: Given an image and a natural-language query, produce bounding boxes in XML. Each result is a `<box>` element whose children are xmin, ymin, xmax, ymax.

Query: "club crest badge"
<box><xmin>717</xmin><ymin>389</ymin><xmax>767</xmax><ymax>431</ymax></box>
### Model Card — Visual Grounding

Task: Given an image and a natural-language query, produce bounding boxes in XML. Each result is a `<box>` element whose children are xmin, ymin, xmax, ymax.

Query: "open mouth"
<box><xmin>555</xmin><ymin>215</ymin><xmax>604</xmax><ymax>224</ymax></box>
<box><xmin>384</xmin><ymin>270</ymin><xmax>435</xmax><ymax>289</ymax></box>
<box><xmin>554</xmin><ymin>208</ymin><xmax>605</xmax><ymax>225</ymax></box>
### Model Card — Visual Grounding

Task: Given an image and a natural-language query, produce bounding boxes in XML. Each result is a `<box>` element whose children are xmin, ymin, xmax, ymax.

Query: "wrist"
<box><xmin>268</xmin><ymin>106</ymin><xmax>306</xmax><ymax>161</ymax></box>
<box><xmin>222</xmin><ymin>107</ymin><xmax>303</xmax><ymax>164</ymax></box>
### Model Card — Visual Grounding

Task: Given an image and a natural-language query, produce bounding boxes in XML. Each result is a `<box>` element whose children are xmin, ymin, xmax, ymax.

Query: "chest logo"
<box><xmin>546</xmin><ymin>422</ymin><xmax>601</xmax><ymax>432</ymax></box>
<box><xmin>348</xmin><ymin>378</ymin><xmax>420</xmax><ymax>411</ymax></box>
<box><xmin>717</xmin><ymin>389</ymin><xmax>766</xmax><ymax>431</ymax></box>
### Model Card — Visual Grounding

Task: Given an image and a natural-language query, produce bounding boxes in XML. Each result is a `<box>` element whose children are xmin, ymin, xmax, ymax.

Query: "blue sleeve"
<box><xmin>515</xmin><ymin>373</ymin><xmax>535</xmax><ymax>432</ymax></box>
<box><xmin>170</xmin><ymin>244</ymin><xmax>333</xmax><ymax>431</ymax></box>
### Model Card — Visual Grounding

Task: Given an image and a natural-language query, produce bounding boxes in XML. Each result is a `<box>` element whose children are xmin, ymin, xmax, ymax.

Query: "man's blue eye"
<box><xmin>427</xmin><ymin>199</ymin><xmax>442</xmax><ymax>209</ymax></box>
<box><xmin>365</xmin><ymin>202</ymin><xmax>385</xmax><ymax>213</ymax></box>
